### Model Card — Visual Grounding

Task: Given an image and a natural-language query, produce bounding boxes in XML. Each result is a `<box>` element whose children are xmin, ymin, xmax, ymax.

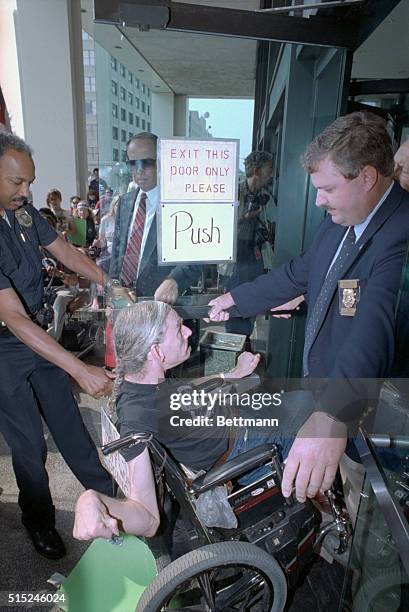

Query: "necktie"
<box><xmin>120</xmin><ymin>192</ymin><xmax>147</xmax><ymax>287</ymax></box>
<box><xmin>303</xmin><ymin>226</ymin><xmax>356</xmax><ymax>376</ymax></box>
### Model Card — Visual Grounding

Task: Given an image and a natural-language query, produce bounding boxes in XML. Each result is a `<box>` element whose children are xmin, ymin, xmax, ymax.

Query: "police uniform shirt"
<box><xmin>0</xmin><ymin>203</ymin><xmax>57</xmax><ymax>315</ymax></box>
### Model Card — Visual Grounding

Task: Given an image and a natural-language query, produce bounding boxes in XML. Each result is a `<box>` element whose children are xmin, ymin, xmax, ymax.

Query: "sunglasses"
<box><xmin>125</xmin><ymin>158</ymin><xmax>156</xmax><ymax>171</ymax></box>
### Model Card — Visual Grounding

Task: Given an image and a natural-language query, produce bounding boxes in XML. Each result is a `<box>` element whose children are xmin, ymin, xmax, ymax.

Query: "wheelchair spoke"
<box><xmin>197</xmin><ymin>570</ymin><xmax>217</xmax><ymax>610</ymax></box>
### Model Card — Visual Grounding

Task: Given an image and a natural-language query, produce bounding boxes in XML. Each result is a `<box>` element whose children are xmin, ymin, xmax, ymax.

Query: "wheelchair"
<box><xmin>102</xmin><ymin>429</ymin><xmax>352</xmax><ymax>611</ymax></box>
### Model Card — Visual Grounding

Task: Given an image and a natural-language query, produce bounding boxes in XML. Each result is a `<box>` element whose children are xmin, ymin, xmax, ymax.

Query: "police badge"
<box><xmin>338</xmin><ymin>279</ymin><xmax>360</xmax><ymax>316</ymax></box>
<box><xmin>15</xmin><ymin>206</ymin><xmax>33</xmax><ymax>228</ymax></box>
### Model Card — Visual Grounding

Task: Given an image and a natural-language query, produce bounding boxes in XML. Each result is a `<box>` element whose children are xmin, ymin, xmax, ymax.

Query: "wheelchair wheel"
<box><xmin>135</xmin><ymin>541</ymin><xmax>287</xmax><ymax>612</ymax></box>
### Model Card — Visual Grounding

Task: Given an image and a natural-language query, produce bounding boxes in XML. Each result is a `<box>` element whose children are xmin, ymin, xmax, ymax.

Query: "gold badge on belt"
<box><xmin>338</xmin><ymin>279</ymin><xmax>360</xmax><ymax>316</ymax></box>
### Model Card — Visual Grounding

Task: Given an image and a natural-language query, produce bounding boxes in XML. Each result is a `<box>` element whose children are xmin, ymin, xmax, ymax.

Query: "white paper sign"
<box><xmin>159</xmin><ymin>202</ymin><xmax>236</xmax><ymax>264</ymax></box>
<box><xmin>160</xmin><ymin>139</ymin><xmax>238</xmax><ymax>203</ymax></box>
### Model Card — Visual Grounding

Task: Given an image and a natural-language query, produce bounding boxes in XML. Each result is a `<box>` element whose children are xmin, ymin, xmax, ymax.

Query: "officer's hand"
<box><xmin>73</xmin><ymin>490</ymin><xmax>119</xmax><ymax>541</ymax></box>
<box><xmin>74</xmin><ymin>364</ymin><xmax>115</xmax><ymax>398</ymax></box>
<box><xmin>228</xmin><ymin>352</ymin><xmax>260</xmax><ymax>378</ymax></box>
<box><xmin>154</xmin><ymin>279</ymin><xmax>178</xmax><ymax>304</ymax></box>
<box><xmin>394</xmin><ymin>138</ymin><xmax>409</xmax><ymax>191</ymax></box>
<box><xmin>281</xmin><ymin>412</ymin><xmax>347</xmax><ymax>502</ymax></box>
<box><xmin>206</xmin><ymin>293</ymin><xmax>235</xmax><ymax>322</ymax></box>
<box><xmin>270</xmin><ymin>295</ymin><xmax>305</xmax><ymax>319</ymax></box>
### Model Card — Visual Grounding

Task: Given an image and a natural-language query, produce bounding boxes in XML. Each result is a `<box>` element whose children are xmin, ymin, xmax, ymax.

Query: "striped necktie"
<box><xmin>120</xmin><ymin>192</ymin><xmax>147</xmax><ymax>287</ymax></box>
<box><xmin>303</xmin><ymin>226</ymin><xmax>356</xmax><ymax>376</ymax></box>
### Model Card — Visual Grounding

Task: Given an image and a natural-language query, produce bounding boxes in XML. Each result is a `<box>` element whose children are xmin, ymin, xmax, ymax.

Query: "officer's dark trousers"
<box><xmin>0</xmin><ymin>335</ymin><xmax>112</xmax><ymax>530</ymax></box>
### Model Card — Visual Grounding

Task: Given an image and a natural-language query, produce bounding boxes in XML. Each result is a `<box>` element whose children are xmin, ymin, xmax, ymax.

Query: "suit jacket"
<box><xmin>110</xmin><ymin>189</ymin><xmax>199</xmax><ymax>296</ymax></box>
<box><xmin>231</xmin><ymin>182</ymin><xmax>409</xmax><ymax>421</ymax></box>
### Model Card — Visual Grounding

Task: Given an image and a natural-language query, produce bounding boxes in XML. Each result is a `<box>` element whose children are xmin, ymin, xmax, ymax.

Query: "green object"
<box><xmin>57</xmin><ymin>534</ymin><xmax>156</xmax><ymax>611</ymax></box>
<box><xmin>69</xmin><ymin>218</ymin><xmax>87</xmax><ymax>247</ymax></box>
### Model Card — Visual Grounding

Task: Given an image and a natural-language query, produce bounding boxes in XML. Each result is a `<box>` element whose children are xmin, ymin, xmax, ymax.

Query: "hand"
<box><xmin>73</xmin><ymin>490</ymin><xmax>119</xmax><ymax>541</ymax></box>
<box><xmin>271</xmin><ymin>295</ymin><xmax>305</xmax><ymax>319</ymax></box>
<box><xmin>281</xmin><ymin>412</ymin><xmax>347</xmax><ymax>502</ymax></box>
<box><xmin>73</xmin><ymin>364</ymin><xmax>115</xmax><ymax>398</ymax></box>
<box><xmin>229</xmin><ymin>352</ymin><xmax>260</xmax><ymax>378</ymax></box>
<box><xmin>206</xmin><ymin>293</ymin><xmax>235</xmax><ymax>322</ymax></box>
<box><xmin>154</xmin><ymin>278</ymin><xmax>178</xmax><ymax>304</ymax></box>
<box><xmin>394</xmin><ymin>138</ymin><xmax>409</xmax><ymax>191</ymax></box>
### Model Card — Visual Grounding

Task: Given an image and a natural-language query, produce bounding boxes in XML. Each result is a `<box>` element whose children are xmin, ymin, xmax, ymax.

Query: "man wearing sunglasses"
<box><xmin>110</xmin><ymin>132</ymin><xmax>194</xmax><ymax>301</ymax></box>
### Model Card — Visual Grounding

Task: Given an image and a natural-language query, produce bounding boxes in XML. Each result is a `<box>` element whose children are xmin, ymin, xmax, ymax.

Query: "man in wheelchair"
<box><xmin>73</xmin><ymin>300</ymin><xmax>287</xmax><ymax>539</ymax></box>
<box><xmin>74</xmin><ymin>300</ymin><xmax>333</xmax><ymax>609</ymax></box>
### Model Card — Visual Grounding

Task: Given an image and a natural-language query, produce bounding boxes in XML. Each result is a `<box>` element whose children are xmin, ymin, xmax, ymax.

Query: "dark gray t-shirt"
<box><xmin>117</xmin><ymin>379</ymin><xmax>229</xmax><ymax>471</ymax></box>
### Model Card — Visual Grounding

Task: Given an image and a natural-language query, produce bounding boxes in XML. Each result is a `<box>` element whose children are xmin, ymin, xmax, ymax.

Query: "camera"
<box><xmin>88</xmin><ymin>245</ymin><xmax>101</xmax><ymax>260</ymax></box>
<box><xmin>245</xmin><ymin>192</ymin><xmax>270</xmax><ymax>213</ymax></box>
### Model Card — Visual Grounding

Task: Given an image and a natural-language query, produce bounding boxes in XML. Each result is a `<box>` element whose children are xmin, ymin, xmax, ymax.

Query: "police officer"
<box><xmin>0</xmin><ymin>131</ymin><xmax>113</xmax><ymax>559</ymax></box>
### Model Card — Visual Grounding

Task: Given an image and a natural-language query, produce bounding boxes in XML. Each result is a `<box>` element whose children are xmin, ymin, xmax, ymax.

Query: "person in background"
<box><xmin>78</xmin><ymin>202</ymin><xmax>97</xmax><ymax>246</ymax></box>
<box><xmin>88</xmin><ymin>167</ymin><xmax>107</xmax><ymax>195</ymax></box>
<box><xmin>46</xmin><ymin>188</ymin><xmax>69</xmax><ymax>234</ymax></box>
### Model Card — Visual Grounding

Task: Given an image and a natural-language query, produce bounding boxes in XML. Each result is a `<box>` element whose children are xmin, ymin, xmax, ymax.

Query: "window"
<box><xmin>86</xmin><ymin>124</ymin><xmax>97</xmax><ymax>139</ymax></box>
<box><xmin>141</xmin><ymin>101</ymin><xmax>146</xmax><ymax>113</ymax></box>
<box><xmin>111</xmin><ymin>56</ymin><xmax>117</xmax><ymax>71</ymax></box>
<box><xmin>135</xmin><ymin>97</ymin><xmax>140</xmax><ymax>109</ymax></box>
<box><xmin>121</xmin><ymin>129</ymin><xmax>127</xmax><ymax>143</ymax></box>
<box><xmin>147</xmin><ymin>105</ymin><xmax>150</xmax><ymax>116</ymax></box>
<box><xmin>129</xmin><ymin>132</ymin><xmax>133</xmax><ymax>139</ymax></box>
<box><xmin>83</xmin><ymin>49</ymin><xmax>95</xmax><ymax>65</ymax></box>
<box><xmin>135</xmin><ymin>116</ymin><xmax>140</xmax><ymax>128</ymax></box>
<box><xmin>112</xmin><ymin>103</ymin><xmax>118</xmax><ymax>118</ymax></box>
<box><xmin>111</xmin><ymin>80</ymin><xmax>118</xmax><ymax>96</ymax></box>
<box><xmin>128</xmin><ymin>92</ymin><xmax>133</xmax><ymax>105</ymax></box>
<box><xmin>128</xmin><ymin>72</ymin><xmax>133</xmax><ymax>84</ymax></box>
<box><xmin>147</xmin><ymin>122</ymin><xmax>151</xmax><ymax>132</ymax></box>
<box><xmin>112</xmin><ymin>126</ymin><xmax>118</xmax><ymax>140</ymax></box>
<box><xmin>113</xmin><ymin>149</ymin><xmax>119</xmax><ymax>162</ymax></box>
<box><xmin>142</xmin><ymin>83</ymin><xmax>146</xmax><ymax>94</ymax></box>
<box><xmin>135</xmin><ymin>78</ymin><xmax>140</xmax><ymax>89</ymax></box>
<box><xmin>88</xmin><ymin>146</ymin><xmax>98</xmax><ymax>158</ymax></box>
<box><xmin>121</xmin><ymin>150</ymin><xmax>127</xmax><ymax>162</ymax></box>
<box><xmin>142</xmin><ymin>119</ymin><xmax>146</xmax><ymax>130</ymax></box>
<box><xmin>147</xmin><ymin>88</ymin><xmax>150</xmax><ymax>98</ymax></box>
<box><xmin>120</xmin><ymin>86</ymin><xmax>125</xmax><ymax>101</ymax></box>
<box><xmin>120</xmin><ymin>64</ymin><xmax>126</xmax><ymax>77</ymax></box>
<box><xmin>84</xmin><ymin>76</ymin><xmax>96</xmax><ymax>92</ymax></box>
<box><xmin>86</xmin><ymin>100</ymin><xmax>97</xmax><ymax>115</ymax></box>
<box><xmin>128</xmin><ymin>112</ymin><xmax>134</xmax><ymax>125</ymax></box>
<box><xmin>121</xmin><ymin>108</ymin><xmax>126</xmax><ymax>121</ymax></box>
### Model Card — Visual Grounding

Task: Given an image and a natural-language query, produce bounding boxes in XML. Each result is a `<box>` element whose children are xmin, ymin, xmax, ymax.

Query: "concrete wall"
<box><xmin>0</xmin><ymin>0</ymin><xmax>86</xmax><ymax>208</ymax></box>
<box><xmin>151</xmin><ymin>92</ymin><xmax>174</xmax><ymax>138</ymax></box>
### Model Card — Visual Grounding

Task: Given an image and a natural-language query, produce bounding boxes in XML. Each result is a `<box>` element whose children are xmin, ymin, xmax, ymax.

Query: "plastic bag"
<box><xmin>196</xmin><ymin>485</ymin><xmax>238</xmax><ymax>529</ymax></box>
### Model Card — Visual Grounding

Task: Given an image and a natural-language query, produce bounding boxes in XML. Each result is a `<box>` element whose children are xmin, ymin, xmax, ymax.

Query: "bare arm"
<box><xmin>46</xmin><ymin>236</ymin><xmax>106</xmax><ymax>285</ymax></box>
<box><xmin>0</xmin><ymin>287</ymin><xmax>113</xmax><ymax>398</ymax></box>
<box><xmin>73</xmin><ymin>448</ymin><xmax>160</xmax><ymax>539</ymax></box>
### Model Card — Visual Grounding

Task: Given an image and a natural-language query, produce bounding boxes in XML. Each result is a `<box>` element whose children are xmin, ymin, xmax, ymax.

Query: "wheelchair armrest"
<box><xmin>191</xmin><ymin>444</ymin><xmax>276</xmax><ymax>494</ymax></box>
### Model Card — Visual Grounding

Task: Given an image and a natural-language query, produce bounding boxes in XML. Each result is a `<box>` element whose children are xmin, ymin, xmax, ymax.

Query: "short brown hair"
<box><xmin>301</xmin><ymin>111</ymin><xmax>394</xmax><ymax>179</ymax></box>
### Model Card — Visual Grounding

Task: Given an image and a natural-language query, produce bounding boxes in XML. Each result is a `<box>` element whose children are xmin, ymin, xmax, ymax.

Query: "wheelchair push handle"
<box><xmin>102</xmin><ymin>432</ymin><xmax>152</xmax><ymax>456</ymax></box>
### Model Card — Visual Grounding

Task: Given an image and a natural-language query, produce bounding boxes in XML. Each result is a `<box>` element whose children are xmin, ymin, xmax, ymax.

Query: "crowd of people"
<box><xmin>1</xmin><ymin>119</ymin><xmax>409</xmax><ymax>576</ymax></box>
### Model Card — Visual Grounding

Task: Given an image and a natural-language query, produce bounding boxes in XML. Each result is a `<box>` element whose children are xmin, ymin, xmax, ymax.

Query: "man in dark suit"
<box><xmin>208</xmin><ymin>112</ymin><xmax>409</xmax><ymax>504</ymax></box>
<box><xmin>110</xmin><ymin>132</ymin><xmax>194</xmax><ymax>299</ymax></box>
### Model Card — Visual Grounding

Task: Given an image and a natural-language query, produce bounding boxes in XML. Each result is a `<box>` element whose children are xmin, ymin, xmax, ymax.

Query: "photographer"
<box><xmin>221</xmin><ymin>151</ymin><xmax>274</xmax><ymax>338</ymax></box>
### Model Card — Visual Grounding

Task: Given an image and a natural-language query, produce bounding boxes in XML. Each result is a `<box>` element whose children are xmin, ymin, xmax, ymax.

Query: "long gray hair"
<box><xmin>109</xmin><ymin>301</ymin><xmax>172</xmax><ymax>408</ymax></box>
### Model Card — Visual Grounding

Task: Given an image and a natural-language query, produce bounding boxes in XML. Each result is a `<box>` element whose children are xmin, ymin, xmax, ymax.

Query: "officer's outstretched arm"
<box><xmin>0</xmin><ymin>287</ymin><xmax>112</xmax><ymax>398</ymax></box>
<box><xmin>46</xmin><ymin>236</ymin><xmax>106</xmax><ymax>286</ymax></box>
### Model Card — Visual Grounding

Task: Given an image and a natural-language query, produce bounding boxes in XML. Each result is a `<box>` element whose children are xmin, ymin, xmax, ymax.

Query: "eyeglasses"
<box><xmin>125</xmin><ymin>158</ymin><xmax>156</xmax><ymax>171</ymax></box>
